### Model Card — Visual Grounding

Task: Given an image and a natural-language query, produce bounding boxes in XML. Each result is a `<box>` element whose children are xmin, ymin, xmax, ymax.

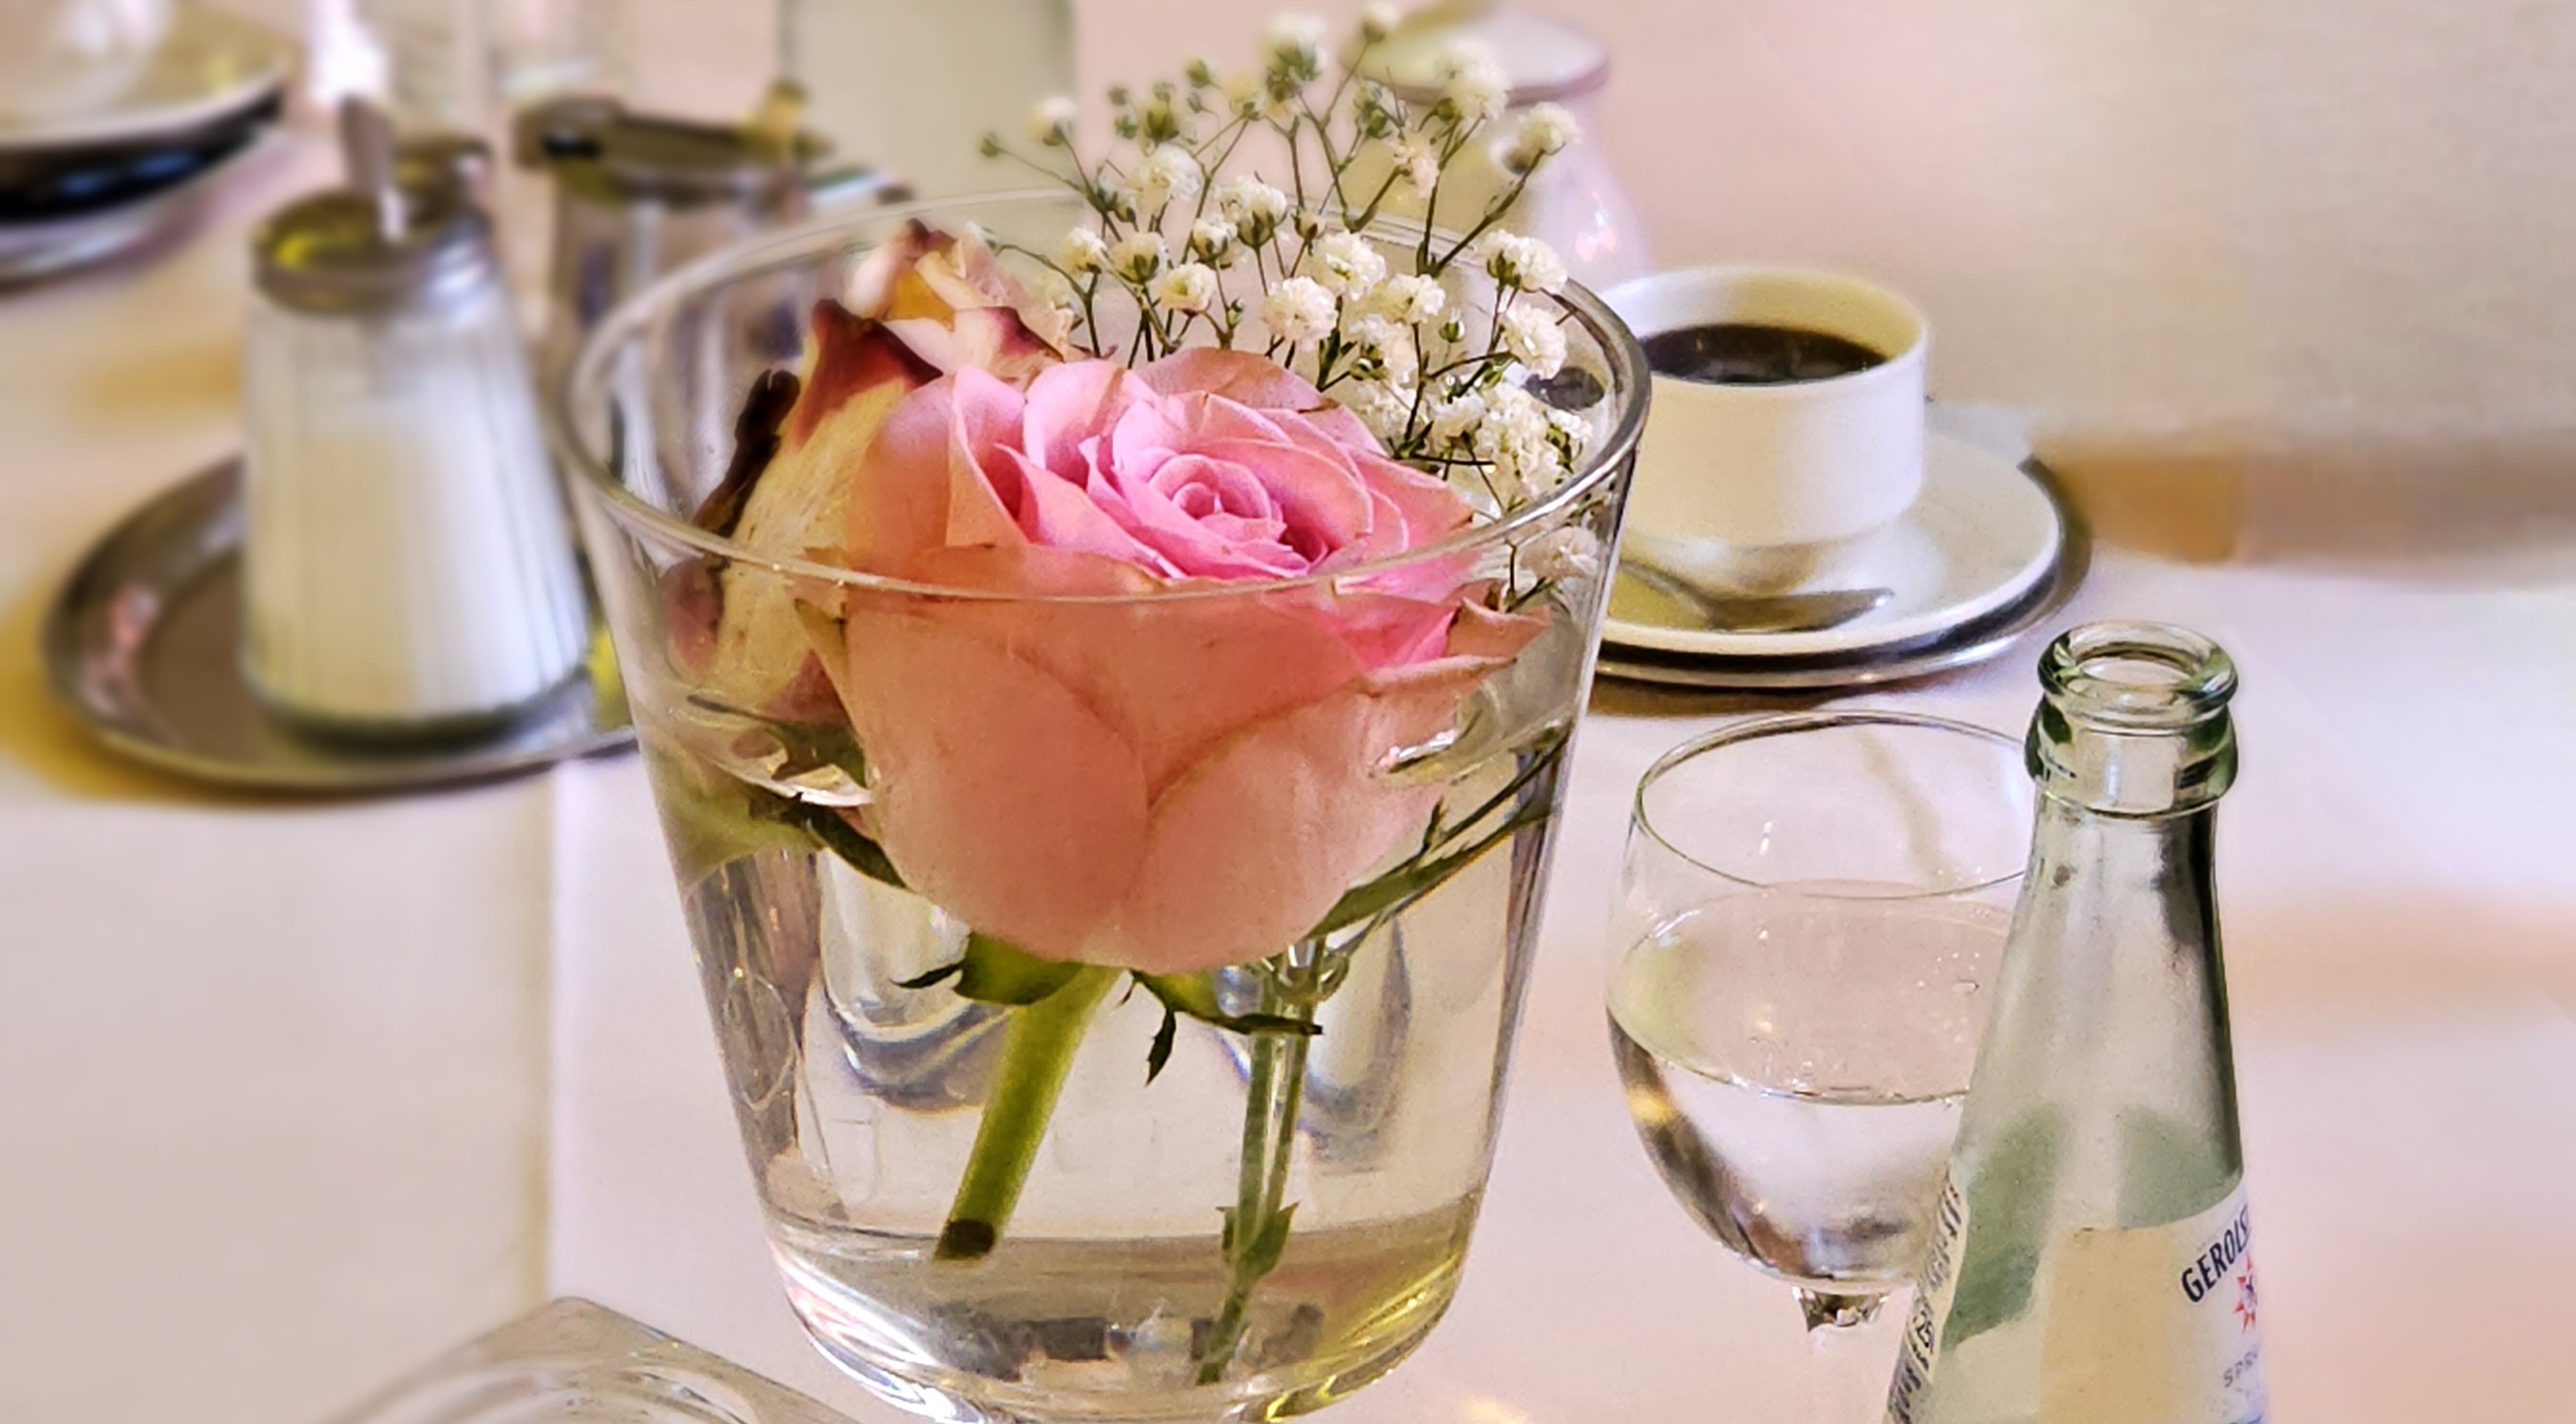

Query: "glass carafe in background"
<box><xmin>1891</xmin><ymin>623</ymin><xmax>2267</xmax><ymax>1424</ymax></box>
<box><xmin>778</xmin><ymin>0</ymin><xmax>1073</xmax><ymax>198</ymax></box>
<box><xmin>1349</xmin><ymin>0</ymin><xmax>1652</xmax><ymax>292</ymax></box>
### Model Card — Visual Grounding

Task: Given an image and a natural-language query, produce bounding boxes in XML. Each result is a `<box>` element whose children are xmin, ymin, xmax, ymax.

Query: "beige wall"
<box><xmin>1073</xmin><ymin>0</ymin><xmax>2576</xmax><ymax>444</ymax></box>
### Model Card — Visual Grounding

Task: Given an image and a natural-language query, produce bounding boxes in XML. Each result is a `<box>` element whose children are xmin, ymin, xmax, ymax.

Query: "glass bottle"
<box><xmin>1890</xmin><ymin>622</ymin><xmax>2267</xmax><ymax>1424</ymax></box>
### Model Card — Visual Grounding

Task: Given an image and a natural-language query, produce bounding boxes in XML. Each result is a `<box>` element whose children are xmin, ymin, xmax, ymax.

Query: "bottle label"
<box><xmin>1891</xmin><ymin>1180</ymin><xmax>2266</xmax><ymax>1423</ymax></box>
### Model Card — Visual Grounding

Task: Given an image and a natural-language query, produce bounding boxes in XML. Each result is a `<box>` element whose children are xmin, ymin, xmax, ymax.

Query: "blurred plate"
<box><xmin>0</xmin><ymin>126</ymin><xmax>266</xmax><ymax>283</ymax></box>
<box><xmin>1604</xmin><ymin>430</ymin><xmax>2065</xmax><ymax>659</ymax></box>
<box><xmin>42</xmin><ymin>459</ymin><xmax>635</xmax><ymax>794</ymax></box>
<box><xmin>0</xmin><ymin>83</ymin><xmax>277</xmax><ymax>222</ymax></box>
<box><xmin>0</xmin><ymin>3</ymin><xmax>292</xmax><ymax>155</ymax></box>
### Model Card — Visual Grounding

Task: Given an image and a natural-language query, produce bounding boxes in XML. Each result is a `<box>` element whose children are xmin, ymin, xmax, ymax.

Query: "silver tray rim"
<box><xmin>41</xmin><ymin>458</ymin><xmax>635</xmax><ymax>795</ymax></box>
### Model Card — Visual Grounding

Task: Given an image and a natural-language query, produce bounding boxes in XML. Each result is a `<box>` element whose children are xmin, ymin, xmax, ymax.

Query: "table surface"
<box><xmin>2</xmin><ymin>121</ymin><xmax>2573</xmax><ymax>1424</ymax></box>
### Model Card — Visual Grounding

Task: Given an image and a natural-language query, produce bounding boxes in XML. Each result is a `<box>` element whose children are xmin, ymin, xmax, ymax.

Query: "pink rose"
<box><xmin>820</xmin><ymin>349</ymin><xmax>1543</xmax><ymax>973</ymax></box>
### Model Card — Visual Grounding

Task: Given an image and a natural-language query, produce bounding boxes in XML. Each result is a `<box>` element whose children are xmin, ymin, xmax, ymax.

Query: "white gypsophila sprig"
<box><xmin>1261</xmin><ymin>14</ymin><xmax>1328</xmax><ymax>83</ymax></box>
<box><xmin>1058</xmin><ymin>227</ymin><xmax>1109</xmax><ymax>276</ymax></box>
<box><xmin>1152</xmin><ymin>263</ymin><xmax>1220</xmax><ymax>315</ymax></box>
<box><xmin>1524</xmin><ymin>523</ymin><xmax>1604</xmax><ymax>582</ymax></box>
<box><xmin>1305</xmin><ymin>230</ymin><xmax>1388</xmax><ymax>297</ymax></box>
<box><xmin>979</xmin><ymin>9</ymin><xmax>1590</xmax><ymax>513</ymax></box>
<box><xmin>1470</xmin><ymin>384</ymin><xmax>1565</xmax><ymax>502</ymax></box>
<box><xmin>1108</xmin><ymin>231</ymin><xmax>1167</xmax><ymax>283</ymax></box>
<box><xmin>1464</xmin><ymin>231</ymin><xmax>1568</xmax><ymax>294</ymax></box>
<box><xmin>1437</xmin><ymin>43</ymin><xmax>1509</xmax><ymax>126</ymax></box>
<box><xmin>1134</xmin><ymin>145</ymin><xmax>1204</xmax><ymax>211</ymax></box>
<box><xmin>1259</xmin><ymin>276</ymin><xmax>1337</xmax><ymax>348</ymax></box>
<box><xmin>1500</xmin><ymin>303</ymin><xmax>1568</xmax><ymax>378</ymax></box>
<box><xmin>1497</xmin><ymin>101</ymin><xmax>1579</xmax><ymax>175</ymax></box>
<box><xmin>1028</xmin><ymin>96</ymin><xmax>1078</xmax><ymax>146</ymax></box>
<box><xmin>1370</xmin><ymin>273</ymin><xmax>1447</xmax><ymax>324</ymax></box>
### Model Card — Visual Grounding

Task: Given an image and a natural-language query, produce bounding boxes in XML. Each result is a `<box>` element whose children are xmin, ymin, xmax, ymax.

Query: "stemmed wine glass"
<box><xmin>1608</xmin><ymin>712</ymin><xmax>2032</xmax><ymax>1420</ymax></box>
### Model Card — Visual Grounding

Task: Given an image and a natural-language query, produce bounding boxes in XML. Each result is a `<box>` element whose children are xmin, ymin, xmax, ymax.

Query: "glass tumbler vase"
<box><xmin>554</xmin><ymin>193</ymin><xmax>1646</xmax><ymax>1422</ymax></box>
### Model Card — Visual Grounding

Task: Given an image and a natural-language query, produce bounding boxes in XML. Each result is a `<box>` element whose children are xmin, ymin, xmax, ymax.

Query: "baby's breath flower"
<box><xmin>1216</xmin><ymin>177</ymin><xmax>1291</xmax><ymax>243</ymax></box>
<box><xmin>1259</xmin><ymin>275</ymin><xmax>1337</xmax><ymax>348</ymax></box>
<box><xmin>1370</xmin><ymin>272</ymin><xmax>1447</xmax><ymax>324</ymax></box>
<box><xmin>1262</xmin><ymin>14</ymin><xmax>1329</xmax><ymax>80</ymax></box>
<box><xmin>1388</xmin><ymin>132</ymin><xmax>1441</xmax><ymax>198</ymax></box>
<box><xmin>1438</xmin><ymin>43</ymin><xmax>1509</xmax><ymax>126</ymax></box>
<box><xmin>1524</xmin><ymin>524</ymin><xmax>1603</xmax><ymax>582</ymax></box>
<box><xmin>1500</xmin><ymin>303</ymin><xmax>1568</xmax><ymax>377</ymax></box>
<box><xmin>1358</xmin><ymin>2</ymin><xmax>1402</xmax><ymax>44</ymax></box>
<box><xmin>1219</xmin><ymin>70</ymin><xmax>1265</xmax><ymax>118</ymax></box>
<box><xmin>1152</xmin><ymin>262</ymin><xmax>1220</xmax><ymax>314</ymax></box>
<box><xmin>1058</xmin><ymin>227</ymin><xmax>1109</xmax><ymax>275</ymax></box>
<box><xmin>1027</xmin><ymin>96</ymin><xmax>1078</xmax><ymax>146</ymax></box>
<box><xmin>1188</xmin><ymin>216</ymin><xmax>1240</xmax><ymax>264</ymax></box>
<box><xmin>1465</xmin><ymin>231</ymin><xmax>1567</xmax><ymax>294</ymax></box>
<box><xmin>1305</xmin><ymin>230</ymin><xmax>1388</xmax><ymax>297</ymax></box>
<box><xmin>1108</xmin><ymin>231</ymin><xmax>1167</xmax><ymax>283</ymax></box>
<box><xmin>1341</xmin><ymin>377</ymin><xmax>1416</xmax><ymax>443</ymax></box>
<box><xmin>1473</xmin><ymin>384</ymin><xmax>1562</xmax><ymax>499</ymax></box>
<box><xmin>1134</xmin><ymin>145</ymin><xmax>1203</xmax><ymax>209</ymax></box>
<box><xmin>1497</xmin><ymin>101</ymin><xmax>1580</xmax><ymax>175</ymax></box>
<box><xmin>1429</xmin><ymin>392</ymin><xmax>1488</xmax><ymax>445</ymax></box>
<box><xmin>1342</xmin><ymin>313</ymin><xmax>1420</xmax><ymax>385</ymax></box>
<box><xmin>1547</xmin><ymin>406</ymin><xmax>1591</xmax><ymax>464</ymax></box>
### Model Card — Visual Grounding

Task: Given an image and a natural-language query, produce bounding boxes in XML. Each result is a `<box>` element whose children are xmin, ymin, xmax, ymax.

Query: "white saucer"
<box><xmin>1603</xmin><ymin>429</ymin><xmax>2064</xmax><ymax>660</ymax></box>
<box><xmin>0</xmin><ymin>4</ymin><xmax>292</xmax><ymax>155</ymax></box>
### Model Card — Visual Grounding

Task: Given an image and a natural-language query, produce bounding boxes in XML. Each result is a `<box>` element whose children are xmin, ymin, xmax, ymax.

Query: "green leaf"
<box><xmin>1145</xmin><ymin>1006</ymin><xmax>1178</xmax><ymax>1084</ymax></box>
<box><xmin>1134</xmin><ymin>972</ymin><xmax>1323</xmax><ymax>1039</ymax></box>
<box><xmin>751</xmin><ymin>795</ymin><xmax>906</xmax><ymax>890</ymax></box>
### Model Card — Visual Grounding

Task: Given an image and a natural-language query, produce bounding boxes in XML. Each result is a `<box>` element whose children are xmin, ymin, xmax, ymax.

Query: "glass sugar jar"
<box><xmin>241</xmin><ymin>103</ymin><xmax>590</xmax><ymax>736</ymax></box>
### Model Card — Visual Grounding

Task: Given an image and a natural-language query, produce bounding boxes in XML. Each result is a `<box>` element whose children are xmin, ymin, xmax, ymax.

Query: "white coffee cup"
<box><xmin>1606</xmin><ymin>266</ymin><xmax>1929</xmax><ymax>593</ymax></box>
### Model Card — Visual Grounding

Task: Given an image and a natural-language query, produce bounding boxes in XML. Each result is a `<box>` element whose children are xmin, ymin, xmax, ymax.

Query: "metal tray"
<box><xmin>42</xmin><ymin>459</ymin><xmax>633</xmax><ymax>794</ymax></box>
<box><xmin>1593</xmin><ymin>457</ymin><xmax>2090</xmax><ymax>693</ymax></box>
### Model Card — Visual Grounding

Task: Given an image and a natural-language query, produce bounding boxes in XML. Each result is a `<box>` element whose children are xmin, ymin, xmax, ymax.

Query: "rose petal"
<box><xmin>1103</xmin><ymin>684</ymin><xmax>1445</xmax><ymax>973</ymax></box>
<box><xmin>944</xmin><ymin>367</ymin><xmax>1029</xmax><ymax>548</ymax></box>
<box><xmin>1005</xmin><ymin>446</ymin><xmax>1171</xmax><ymax>570</ymax></box>
<box><xmin>1023</xmin><ymin>361</ymin><xmax>1134</xmax><ymax>479</ymax></box>
<box><xmin>840</xmin><ymin>609</ymin><xmax>1151</xmax><ymax>963</ymax></box>
<box><xmin>790</xmin><ymin>301</ymin><xmax>941</xmax><ymax>448</ymax></box>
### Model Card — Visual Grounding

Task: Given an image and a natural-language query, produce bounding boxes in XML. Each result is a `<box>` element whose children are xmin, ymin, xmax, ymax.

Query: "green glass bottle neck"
<box><xmin>2028</xmin><ymin>622</ymin><xmax>2239</xmax><ymax>819</ymax></box>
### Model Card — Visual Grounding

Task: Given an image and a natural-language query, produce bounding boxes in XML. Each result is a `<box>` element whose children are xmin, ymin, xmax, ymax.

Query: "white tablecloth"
<box><xmin>2</xmin><ymin>125</ymin><xmax>2572</xmax><ymax>1424</ymax></box>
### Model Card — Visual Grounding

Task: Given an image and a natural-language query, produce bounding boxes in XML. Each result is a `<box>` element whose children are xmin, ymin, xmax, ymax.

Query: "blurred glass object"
<box><xmin>361</xmin><ymin>0</ymin><xmax>631</xmax><ymax>132</ymax></box>
<box><xmin>778</xmin><ymin>0</ymin><xmax>1072</xmax><ymax>197</ymax></box>
<box><xmin>1353</xmin><ymin>0</ymin><xmax>1652</xmax><ymax>290</ymax></box>
<box><xmin>341</xmin><ymin>1297</ymin><xmax>851</xmax><ymax>1423</ymax></box>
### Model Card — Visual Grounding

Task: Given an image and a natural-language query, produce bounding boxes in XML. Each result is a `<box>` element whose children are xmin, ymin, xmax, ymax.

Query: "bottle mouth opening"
<box><xmin>2040</xmin><ymin>621</ymin><xmax>2237</xmax><ymax>730</ymax></box>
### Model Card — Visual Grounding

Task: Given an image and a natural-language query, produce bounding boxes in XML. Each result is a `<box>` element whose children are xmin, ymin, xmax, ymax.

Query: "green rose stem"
<box><xmin>1195</xmin><ymin>950</ymin><xmax>1325</xmax><ymax>1384</ymax></box>
<box><xmin>934</xmin><ymin>963</ymin><xmax>1122</xmax><ymax>1261</ymax></box>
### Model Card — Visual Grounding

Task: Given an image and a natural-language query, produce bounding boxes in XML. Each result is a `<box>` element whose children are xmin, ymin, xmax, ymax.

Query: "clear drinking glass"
<box><xmin>556</xmin><ymin>193</ymin><xmax>1644</xmax><ymax>1422</ymax></box>
<box><xmin>1608</xmin><ymin>712</ymin><xmax>2032</xmax><ymax>1421</ymax></box>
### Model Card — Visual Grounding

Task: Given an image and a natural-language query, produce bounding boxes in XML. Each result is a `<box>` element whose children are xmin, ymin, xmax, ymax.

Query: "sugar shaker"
<box><xmin>240</xmin><ymin>100</ymin><xmax>590</xmax><ymax>736</ymax></box>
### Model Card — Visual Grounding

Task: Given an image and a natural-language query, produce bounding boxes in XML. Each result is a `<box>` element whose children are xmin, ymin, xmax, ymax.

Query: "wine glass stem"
<box><xmin>1796</xmin><ymin>1287</ymin><xmax>1893</xmax><ymax>1424</ymax></box>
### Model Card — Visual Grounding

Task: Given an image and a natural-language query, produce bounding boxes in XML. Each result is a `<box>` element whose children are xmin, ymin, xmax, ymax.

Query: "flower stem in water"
<box><xmin>935</xmin><ymin>963</ymin><xmax>1120</xmax><ymax>1261</ymax></box>
<box><xmin>1196</xmin><ymin>962</ymin><xmax>1320</xmax><ymax>1382</ymax></box>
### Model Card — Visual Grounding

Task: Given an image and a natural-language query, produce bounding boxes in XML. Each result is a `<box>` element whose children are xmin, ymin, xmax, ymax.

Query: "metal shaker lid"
<box><xmin>514</xmin><ymin>94</ymin><xmax>825</xmax><ymax>208</ymax></box>
<box><xmin>254</xmin><ymin>101</ymin><xmax>492</xmax><ymax>314</ymax></box>
<box><xmin>1354</xmin><ymin>0</ymin><xmax>1610</xmax><ymax>104</ymax></box>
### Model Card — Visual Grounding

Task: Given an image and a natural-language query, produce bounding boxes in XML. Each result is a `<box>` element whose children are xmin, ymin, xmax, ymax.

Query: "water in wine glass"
<box><xmin>1607</xmin><ymin>888</ymin><xmax>2004</xmax><ymax>1292</ymax></box>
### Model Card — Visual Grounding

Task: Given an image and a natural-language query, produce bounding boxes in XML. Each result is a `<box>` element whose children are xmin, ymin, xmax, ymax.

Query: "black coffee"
<box><xmin>1642</xmin><ymin>322</ymin><xmax>1887</xmax><ymax>386</ymax></box>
